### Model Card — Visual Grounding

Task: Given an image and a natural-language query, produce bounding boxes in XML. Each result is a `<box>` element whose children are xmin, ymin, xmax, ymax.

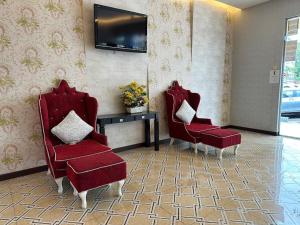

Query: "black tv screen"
<box><xmin>94</xmin><ymin>4</ymin><xmax>147</xmax><ymax>53</ymax></box>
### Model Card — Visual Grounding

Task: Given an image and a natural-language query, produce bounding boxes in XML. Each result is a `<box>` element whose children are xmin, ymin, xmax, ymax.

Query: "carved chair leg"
<box><xmin>116</xmin><ymin>180</ymin><xmax>125</xmax><ymax>197</ymax></box>
<box><xmin>234</xmin><ymin>145</ymin><xmax>240</xmax><ymax>155</ymax></box>
<box><xmin>79</xmin><ymin>191</ymin><xmax>88</xmax><ymax>209</ymax></box>
<box><xmin>47</xmin><ymin>168</ymin><xmax>51</xmax><ymax>175</ymax></box>
<box><xmin>194</xmin><ymin>143</ymin><xmax>198</xmax><ymax>154</ymax></box>
<box><xmin>205</xmin><ymin>145</ymin><xmax>208</xmax><ymax>155</ymax></box>
<box><xmin>55</xmin><ymin>177</ymin><xmax>63</xmax><ymax>194</ymax></box>
<box><xmin>169</xmin><ymin>138</ymin><xmax>175</xmax><ymax>146</ymax></box>
<box><xmin>70</xmin><ymin>182</ymin><xmax>78</xmax><ymax>196</ymax></box>
<box><xmin>217</xmin><ymin>149</ymin><xmax>224</xmax><ymax>160</ymax></box>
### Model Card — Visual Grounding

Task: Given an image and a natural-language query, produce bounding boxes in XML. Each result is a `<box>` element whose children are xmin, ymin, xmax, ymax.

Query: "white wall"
<box><xmin>231</xmin><ymin>0</ymin><xmax>300</xmax><ymax>132</ymax></box>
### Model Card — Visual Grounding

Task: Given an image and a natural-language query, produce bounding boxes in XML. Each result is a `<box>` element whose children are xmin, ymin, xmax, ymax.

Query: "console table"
<box><xmin>96</xmin><ymin>111</ymin><xmax>159</xmax><ymax>151</ymax></box>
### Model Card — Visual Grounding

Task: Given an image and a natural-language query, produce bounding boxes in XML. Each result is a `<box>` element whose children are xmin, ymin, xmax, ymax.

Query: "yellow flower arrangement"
<box><xmin>120</xmin><ymin>81</ymin><xmax>148</xmax><ymax>108</ymax></box>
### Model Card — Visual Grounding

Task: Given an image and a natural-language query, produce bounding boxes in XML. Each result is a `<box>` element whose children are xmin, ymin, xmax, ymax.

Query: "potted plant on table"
<box><xmin>120</xmin><ymin>81</ymin><xmax>149</xmax><ymax>113</ymax></box>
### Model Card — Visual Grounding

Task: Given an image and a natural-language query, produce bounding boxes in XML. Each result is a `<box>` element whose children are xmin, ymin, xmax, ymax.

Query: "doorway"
<box><xmin>280</xmin><ymin>16</ymin><xmax>300</xmax><ymax>138</ymax></box>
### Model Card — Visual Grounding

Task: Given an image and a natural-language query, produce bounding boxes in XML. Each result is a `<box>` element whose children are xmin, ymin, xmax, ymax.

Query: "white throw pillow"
<box><xmin>51</xmin><ymin>110</ymin><xmax>93</xmax><ymax>145</ymax></box>
<box><xmin>175</xmin><ymin>100</ymin><xmax>196</xmax><ymax>124</ymax></box>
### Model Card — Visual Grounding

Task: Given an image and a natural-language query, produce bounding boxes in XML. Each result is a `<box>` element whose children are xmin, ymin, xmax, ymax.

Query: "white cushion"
<box><xmin>175</xmin><ymin>100</ymin><xmax>196</xmax><ymax>124</ymax></box>
<box><xmin>51</xmin><ymin>110</ymin><xmax>93</xmax><ymax>145</ymax></box>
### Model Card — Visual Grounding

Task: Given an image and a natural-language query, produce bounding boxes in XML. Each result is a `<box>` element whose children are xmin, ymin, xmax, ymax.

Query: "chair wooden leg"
<box><xmin>47</xmin><ymin>168</ymin><xmax>51</xmax><ymax>175</ymax></box>
<box><xmin>217</xmin><ymin>149</ymin><xmax>224</xmax><ymax>160</ymax></box>
<box><xmin>205</xmin><ymin>145</ymin><xmax>208</xmax><ymax>155</ymax></box>
<box><xmin>55</xmin><ymin>177</ymin><xmax>63</xmax><ymax>194</ymax></box>
<box><xmin>79</xmin><ymin>191</ymin><xmax>88</xmax><ymax>209</ymax></box>
<box><xmin>234</xmin><ymin>145</ymin><xmax>239</xmax><ymax>155</ymax></box>
<box><xmin>169</xmin><ymin>138</ymin><xmax>175</xmax><ymax>146</ymax></box>
<box><xmin>70</xmin><ymin>182</ymin><xmax>78</xmax><ymax>196</ymax></box>
<box><xmin>194</xmin><ymin>144</ymin><xmax>198</xmax><ymax>154</ymax></box>
<box><xmin>117</xmin><ymin>180</ymin><xmax>125</xmax><ymax>196</ymax></box>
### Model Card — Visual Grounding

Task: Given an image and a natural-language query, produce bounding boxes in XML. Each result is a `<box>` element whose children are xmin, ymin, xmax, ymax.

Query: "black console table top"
<box><xmin>96</xmin><ymin>111</ymin><xmax>159</xmax><ymax>151</ymax></box>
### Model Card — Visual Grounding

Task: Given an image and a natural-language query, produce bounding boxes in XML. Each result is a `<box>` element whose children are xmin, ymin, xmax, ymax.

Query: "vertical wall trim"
<box><xmin>190</xmin><ymin>0</ymin><xmax>194</xmax><ymax>62</ymax></box>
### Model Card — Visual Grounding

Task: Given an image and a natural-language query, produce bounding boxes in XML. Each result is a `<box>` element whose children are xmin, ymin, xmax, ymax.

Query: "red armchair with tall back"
<box><xmin>165</xmin><ymin>81</ymin><xmax>219</xmax><ymax>153</ymax></box>
<box><xmin>39</xmin><ymin>80</ymin><xmax>111</xmax><ymax>193</ymax></box>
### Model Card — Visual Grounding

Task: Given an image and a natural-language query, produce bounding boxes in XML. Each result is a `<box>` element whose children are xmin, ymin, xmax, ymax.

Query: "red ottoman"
<box><xmin>67</xmin><ymin>151</ymin><xmax>126</xmax><ymax>208</ymax></box>
<box><xmin>200</xmin><ymin>129</ymin><xmax>241</xmax><ymax>160</ymax></box>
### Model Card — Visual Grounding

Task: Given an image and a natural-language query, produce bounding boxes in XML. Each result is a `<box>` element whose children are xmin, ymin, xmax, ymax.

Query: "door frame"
<box><xmin>277</xmin><ymin>15</ymin><xmax>300</xmax><ymax>135</ymax></box>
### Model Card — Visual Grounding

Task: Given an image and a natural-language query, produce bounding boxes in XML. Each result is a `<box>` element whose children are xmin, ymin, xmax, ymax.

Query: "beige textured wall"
<box><xmin>0</xmin><ymin>0</ymin><xmax>234</xmax><ymax>175</ymax></box>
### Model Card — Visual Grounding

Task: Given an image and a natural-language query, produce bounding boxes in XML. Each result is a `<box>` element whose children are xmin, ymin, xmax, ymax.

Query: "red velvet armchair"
<box><xmin>165</xmin><ymin>81</ymin><xmax>219</xmax><ymax>153</ymax></box>
<box><xmin>39</xmin><ymin>80</ymin><xmax>110</xmax><ymax>193</ymax></box>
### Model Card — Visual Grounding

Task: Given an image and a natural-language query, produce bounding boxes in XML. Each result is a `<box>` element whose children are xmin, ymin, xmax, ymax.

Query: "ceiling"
<box><xmin>217</xmin><ymin>0</ymin><xmax>271</xmax><ymax>9</ymax></box>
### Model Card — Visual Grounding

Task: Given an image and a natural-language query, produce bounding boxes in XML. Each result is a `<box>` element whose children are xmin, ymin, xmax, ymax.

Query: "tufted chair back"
<box><xmin>39</xmin><ymin>80</ymin><xmax>97</xmax><ymax>145</ymax></box>
<box><xmin>166</xmin><ymin>81</ymin><xmax>190</xmax><ymax>114</ymax></box>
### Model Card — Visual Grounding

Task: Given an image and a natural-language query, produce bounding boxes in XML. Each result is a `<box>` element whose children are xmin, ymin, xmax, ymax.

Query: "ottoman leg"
<box><xmin>217</xmin><ymin>149</ymin><xmax>224</xmax><ymax>160</ymax></box>
<box><xmin>70</xmin><ymin>182</ymin><xmax>78</xmax><ymax>196</ymax></box>
<box><xmin>55</xmin><ymin>177</ymin><xmax>63</xmax><ymax>194</ymax></box>
<box><xmin>79</xmin><ymin>191</ymin><xmax>88</xmax><ymax>209</ymax></box>
<box><xmin>194</xmin><ymin>144</ymin><xmax>198</xmax><ymax>154</ymax></box>
<box><xmin>234</xmin><ymin>145</ymin><xmax>240</xmax><ymax>155</ymax></box>
<box><xmin>117</xmin><ymin>180</ymin><xmax>125</xmax><ymax>196</ymax></box>
<box><xmin>204</xmin><ymin>145</ymin><xmax>208</xmax><ymax>155</ymax></box>
<box><xmin>169</xmin><ymin>138</ymin><xmax>175</xmax><ymax>146</ymax></box>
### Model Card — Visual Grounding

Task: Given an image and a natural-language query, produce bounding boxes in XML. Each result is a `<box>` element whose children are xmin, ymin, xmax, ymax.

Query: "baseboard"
<box><xmin>0</xmin><ymin>165</ymin><xmax>48</xmax><ymax>181</ymax></box>
<box><xmin>113</xmin><ymin>138</ymin><xmax>170</xmax><ymax>152</ymax></box>
<box><xmin>0</xmin><ymin>139</ymin><xmax>170</xmax><ymax>181</ymax></box>
<box><xmin>225</xmin><ymin>125</ymin><xmax>279</xmax><ymax>136</ymax></box>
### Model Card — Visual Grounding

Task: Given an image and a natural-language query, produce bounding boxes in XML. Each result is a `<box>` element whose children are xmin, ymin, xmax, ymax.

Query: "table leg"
<box><xmin>154</xmin><ymin>117</ymin><xmax>159</xmax><ymax>151</ymax></box>
<box><xmin>145</xmin><ymin>119</ymin><xmax>150</xmax><ymax>147</ymax></box>
<box><xmin>100</xmin><ymin>125</ymin><xmax>105</xmax><ymax>135</ymax></box>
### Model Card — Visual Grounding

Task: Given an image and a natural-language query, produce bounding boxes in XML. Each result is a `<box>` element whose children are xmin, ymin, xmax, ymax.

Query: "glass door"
<box><xmin>280</xmin><ymin>16</ymin><xmax>300</xmax><ymax>138</ymax></box>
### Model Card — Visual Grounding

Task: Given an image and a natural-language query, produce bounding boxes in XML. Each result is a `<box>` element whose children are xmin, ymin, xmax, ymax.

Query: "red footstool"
<box><xmin>200</xmin><ymin>129</ymin><xmax>241</xmax><ymax>160</ymax></box>
<box><xmin>67</xmin><ymin>151</ymin><xmax>126</xmax><ymax>208</ymax></box>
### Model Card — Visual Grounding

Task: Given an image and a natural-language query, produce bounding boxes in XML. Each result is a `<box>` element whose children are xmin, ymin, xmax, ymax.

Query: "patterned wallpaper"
<box><xmin>0</xmin><ymin>0</ymin><xmax>86</xmax><ymax>175</ymax></box>
<box><xmin>0</xmin><ymin>0</ymin><xmax>234</xmax><ymax>175</ymax></box>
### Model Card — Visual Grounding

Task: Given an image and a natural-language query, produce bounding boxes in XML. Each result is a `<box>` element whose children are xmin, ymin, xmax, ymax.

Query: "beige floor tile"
<box><xmin>39</xmin><ymin>208</ymin><xmax>66</xmax><ymax>223</ymax></box>
<box><xmin>197</xmin><ymin>207</ymin><xmax>223</xmax><ymax>223</ymax></box>
<box><xmin>243</xmin><ymin>210</ymin><xmax>273</xmax><ymax>225</ymax></box>
<box><xmin>107</xmin><ymin>214</ymin><xmax>127</xmax><ymax>225</ymax></box>
<box><xmin>111</xmin><ymin>201</ymin><xmax>135</xmax><ymax>214</ymax></box>
<box><xmin>64</xmin><ymin>211</ymin><xmax>83</xmax><ymax>222</ymax></box>
<box><xmin>217</xmin><ymin>197</ymin><xmax>241</xmax><ymax>210</ymax></box>
<box><xmin>136</xmin><ymin>204</ymin><xmax>152</xmax><ymax>214</ymax></box>
<box><xmin>82</xmin><ymin>211</ymin><xmax>109</xmax><ymax>225</ymax></box>
<box><xmin>127</xmin><ymin>214</ymin><xmax>153</xmax><ymax>225</ymax></box>
<box><xmin>224</xmin><ymin>210</ymin><xmax>243</xmax><ymax>222</ymax></box>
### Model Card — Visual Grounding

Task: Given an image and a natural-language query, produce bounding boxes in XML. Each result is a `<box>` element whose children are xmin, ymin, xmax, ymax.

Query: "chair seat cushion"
<box><xmin>200</xmin><ymin>129</ymin><xmax>241</xmax><ymax>149</ymax></box>
<box><xmin>67</xmin><ymin>151</ymin><xmax>126</xmax><ymax>192</ymax></box>
<box><xmin>53</xmin><ymin>139</ymin><xmax>111</xmax><ymax>170</ymax></box>
<box><xmin>186</xmin><ymin>123</ymin><xmax>219</xmax><ymax>137</ymax></box>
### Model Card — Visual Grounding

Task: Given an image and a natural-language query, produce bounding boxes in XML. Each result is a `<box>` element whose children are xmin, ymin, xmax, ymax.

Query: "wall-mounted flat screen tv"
<box><xmin>94</xmin><ymin>4</ymin><xmax>147</xmax><ymax>53</ymax></box>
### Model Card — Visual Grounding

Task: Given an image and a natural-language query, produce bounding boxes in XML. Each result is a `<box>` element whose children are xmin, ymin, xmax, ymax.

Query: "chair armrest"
<box><xmin>91</xmin><ymin>131</ymin><xmax>108</xmax><ymax>146</ymax></box>
<box><xmin>193</xmin><ymin>117</ymin><xmax>212</xmax><ymax>125</ymax></box>
<box><xmin>44</xmin><ymin>137</ymin><xmax>55</xmax><ymax>158</ymax></box>
<box><xmin>169</xmin><ymin>121</ymin><xmax>195</xmax><ymax>143</ymax></box>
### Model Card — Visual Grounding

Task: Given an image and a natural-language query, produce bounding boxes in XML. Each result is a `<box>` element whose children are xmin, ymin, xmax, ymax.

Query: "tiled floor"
<box><xmin>1</xmin><ymin>131</ymin><xmax>300</xmax><ymax>225</ymax></box>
